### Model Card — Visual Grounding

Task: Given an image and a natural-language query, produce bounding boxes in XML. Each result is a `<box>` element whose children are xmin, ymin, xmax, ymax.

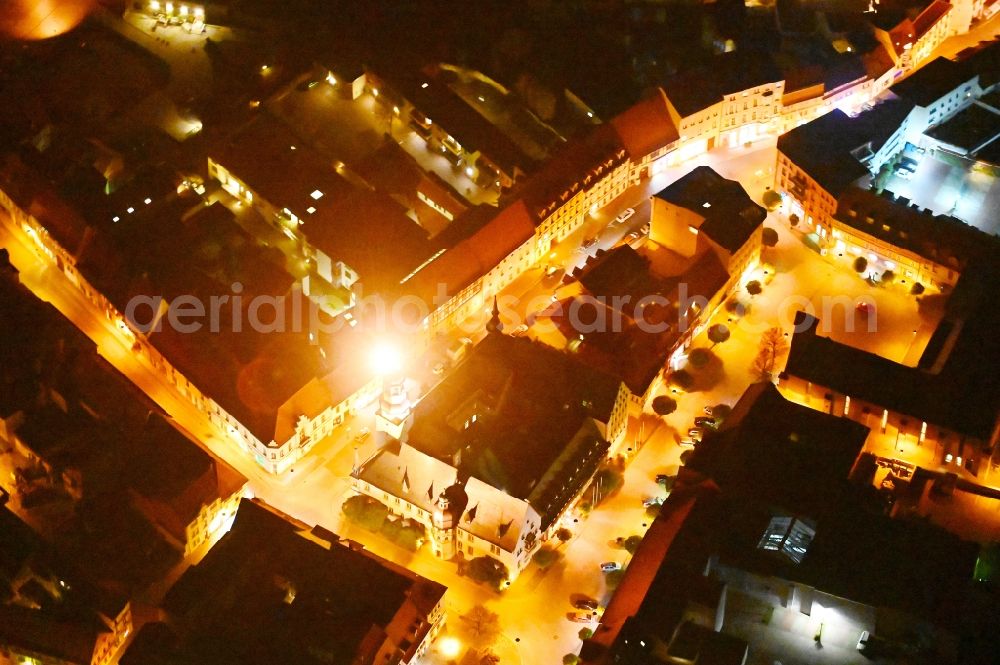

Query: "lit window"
<box><xmin>310</xmin><ymin>189</ymin><xmax>324</xmax><ymax>200</ymax></box>
<box><xmin>290</xmin><ymin>145</ymin><xmax>296</xmax><ymax>150</ymax></box>
<box><xmin>421</xmin><ymin>82</ymin><xmax>428</xmax><ymax>89</ymax></box>
<box><xmin>702</xmin><ymin>202</ymin><xmax>711</xmax><ymax>208</ymax></box>
<box><xmin>757</xmin><ymin>515</ymin><xmax>816</xmax><ymax>564</ymax></box>
<box><xmin>306</xmin><ymin>206</ymin><xmax>316</xmax><ymax>214</ymax></box>
<box><xmin>127</xmin><ymin>207</ymin><xmax>135</xmax><ymax>214</ymax></box>
<box><xmin>144</xmin><ymin>197</ymin><xmax>152</xmax><ymax>205</ymax></box>
<box><xmin>112</xmin><ymin>216</ymin><xmax>120</xmax><ymax>223</ymax></box>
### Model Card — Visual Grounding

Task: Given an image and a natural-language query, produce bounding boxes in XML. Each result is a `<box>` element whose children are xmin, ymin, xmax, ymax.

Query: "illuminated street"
<box><xmin>2</xmin><ymin>3</ymin><xmax>999</xmax><ymax>665</ymax></box>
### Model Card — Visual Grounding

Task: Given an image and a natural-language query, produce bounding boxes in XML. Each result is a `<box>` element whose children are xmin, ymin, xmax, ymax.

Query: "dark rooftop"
<box><xmin>407</xmin><ymin>333</ymin><xmax>617</xmax><ymax>521</ymax></box>
<box><xmin>926</xmin><ymin>101</ymin><xmax>1000</xmax><ymax>153</ymax></box>
<box><xmin>777</xmin><ymin>100</ymin><xmax>913</xmax><ymax>195</ymax></box>
<box><xmin>687</xmin><ymin>382</ymin><xmax>869</xmax><ymax>517</ymax></box>
<box><xmin>150</xmin><ymin>499</ymin><xmax>445</xmax><ymax>665</ymax></box>
<box><xmin>784</xmin><ymin>261</ymin><xmax>1000</xmax><ymax>441</ymax></box>
<box><xmin>662</xmin><ymin>52</ymin><xmax>783</xmax><ymax>117</ymax></box>
<box><xmin>653</xmin><ymin>166</ymin><xmax>766</xmax><ymax>253</ymax></box>
<box><xmin>369</xmin><ymin>62</ymin><xmax>538</xmax><ymax>176</ymax></box>
<box><xmin>890</xmin><ymin>56</ymin><xmax>977</xmax><ymax>108</ymax></box>
<box><xmin>956</xmin><ymin>37</ymin><xmax>1000</xmax><ymax>90</ymax></box>
<box><xmin>834</xmin><ymin>187</ymin><xmax>985</xmax><ymax>270</ymax></box>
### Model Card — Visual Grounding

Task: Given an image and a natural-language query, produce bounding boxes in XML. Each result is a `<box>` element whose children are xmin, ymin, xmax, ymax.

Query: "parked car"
<box><xmin>582</xmin><ymin>237</ymin><xmax>599</xmax><ymax>250</ymax></box>
<box><xmin>545</xmin><ymin>264</ymin><xmax>562</xmax><ymax>277</ymax></box>
<box><xmin>688</xmin><ymin>428</ymin><xmax>704</xmax><ymax>441</ymax></box>
<box><xmin>642</xmin><ymin>496</ymin><xmax>663</xmax><ymax>508</ymax></box>
<box><xmin>857</xmin><ymin>630</ymin><xmax>871</xmax><ymax>651</ymax></box>
<box><xmin>679</xmin><ymin>438</ymin><xmax>696</xmax><ymax>447</ymax></box>
<box><xmin>855</xmin><ymin>301</ymin><xmax>873</xmax><ymax>315</ymax></box>
<box><xmin>510</xmin><ymin>323</ymin><xmax>529</xmax><ymax>337</ymax></box>
<box><xmin>567</xmin><ymin>611</ymin><xmax>596</xmax><ymax>623</ymax></box>
<box><xmin>572</xmin><ymin>597</ymin><xmax>599</xmax><ymax>611</ymax></box>
<box><xmin>432</xmin><ymin>361</ymin><xmax>446</xmax><ymax>376</ymax></box>
<box><xmin>614</xmin><ymin>208</ymin><xmax>635</xmax><ymax>225</ymax></box>
<box><xmin>600</xmin><ymin>561</ymin><xmax>621</xmax><ymax>572</ymax></box>
<box><xmin>354</xmin><ymin>427</ymin><xmax>371</xmax><ymax>443</ymax></box>
<box><xmin>694</xmin><ymin>416</ymin><xmax>717</xmax><ymax>428</ymax></box>
<box><xmin>655</xmin><ymin>474</ymin><xmax>672</xmax><ymax>485</ymax></box>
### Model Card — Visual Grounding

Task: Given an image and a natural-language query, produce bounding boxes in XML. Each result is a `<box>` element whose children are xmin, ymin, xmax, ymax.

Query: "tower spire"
<box><xmin>486</xmin><ymin>295</ymin><xmax>503</xmax><ymax>334</ymax></box>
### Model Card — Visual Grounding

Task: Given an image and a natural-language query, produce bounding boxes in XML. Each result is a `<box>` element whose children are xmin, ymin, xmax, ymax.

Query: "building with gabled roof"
<box><xmin>780</xmin><ymin>250</ymin><xmax>1000</xmax><ymax>478</ymax></box>
<box><xmin>0</xmin><ymin>508</ymin><xmax>132</xmax><ymax>665</ymax></box>
<box><xmin>354</xmin><ymin>333</ymin><xmax>621</xmax><ymax>576</ymax></box>
<box><xmin>121</xmin><ymin>499</ymin><xmax>446</xmax><ymax>665</ymax></box>
<box><xmin>585</xmin><ymin>381</ymin><xmax>982</xmax><ymax>664</ymax></box>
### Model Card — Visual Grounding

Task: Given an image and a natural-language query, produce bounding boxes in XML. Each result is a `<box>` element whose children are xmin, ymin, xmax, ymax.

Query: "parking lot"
<box><xmin>883</xmin><ymin>146</ymin><xmax>1000</xmax><ymax>236</ymax></box>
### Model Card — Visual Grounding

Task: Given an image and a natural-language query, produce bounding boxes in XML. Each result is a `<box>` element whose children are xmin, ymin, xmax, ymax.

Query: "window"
<box><xmin>757</xmin><ymin>515</ymin><xmax>816</xmax><ymax>564</ymax></box>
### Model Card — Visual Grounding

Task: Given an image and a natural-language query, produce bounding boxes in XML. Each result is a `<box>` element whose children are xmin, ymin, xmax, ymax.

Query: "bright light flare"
<box><xmin>0</xmin><ymin>0</ymin><xmax>97</xmax><ymax>40</ymax></box>
<box><xmin>369</xmin><ymin>342</ymin><xmax>402</xmax><ymax>376</ymax></box>
<box><xmin>438</xmin><ymin>636</ymin><xmax>461</xmax><ymax>658</ymax></box>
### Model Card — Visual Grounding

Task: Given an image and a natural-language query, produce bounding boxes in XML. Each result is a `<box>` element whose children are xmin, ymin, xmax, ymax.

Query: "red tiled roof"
<box><xmin>609</xmin><ymin>89</ymin><xmax>679</xmax><ymax>161</ymax></box>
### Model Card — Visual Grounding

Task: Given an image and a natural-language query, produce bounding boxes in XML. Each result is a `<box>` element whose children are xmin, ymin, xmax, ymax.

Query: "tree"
<box><xmin>688</xmin><ymin>348</ymin><xmax>711</xmax><ymax>369</ymax></box>
<box><xmin>911</xmin><ymin>282</ymin><xmax>925</xmax><ymax>295</ymax></box>
<box><xmin>668</xmin><ymin>369</ymin><xmax>694</xmax><ymax>392</ymax></box>
<box><xmin>623</xmin><ymin>535</ymin><xmax>643</xmax><ymax>554</ymax></box>
<box><xmin>591</xmin><ymin>467</ymin><xmax>624</xmax><ymax>505</ymax></box>
<box><xmin>853</xmin><ymin>256</ymin><xmax>868</xmax><ymax>274</ymax></box>
<box><xmin>563</xmin><ymin>654</ymin><xmax>581</xmax><ymax>665</ymax></box>
<box><xmin>532</xmin><ymin>546</ymin><xmax>560</xmax><ymax>569</ymax></box>
<box><xmin>460</xmin><ymin>605</ymin><xmax>502</xmax><ymax>648</ymax></box>
<box><xmin>652</xmin><ymin>395</ymin><xmax>677</xmax><ymax>416</ymax></box>
<box><xmin>605</xmin><ymin>568</ymin><xmax>625</xmax><ymax>590</ymax></box>
<box><xmin>711</xmin><ymin>404</ymin><xmax>732</xmax><ymax>420</ymax></box>
<box><xmin>762</xmin><ymin>189</ymin><xmax>782</xmax><ymax>211</ymax></box>
<box><xmin>881</xmin><ymin>269</ymin><xmax>895</xmax><ymax>284</ymax></box>
<box><xmin>645</xmin><ymin>503</ymin><xmax>662</xmax><ymax>519</ymax></box>
<box><xmin>578</xmin><ymin>627</ymin><xmax>594</xmax><ymax>640</ymax></box>
<box><xmin>555</xmin><ymin>527</ymin><xmax>573</xmax><ymax>542</ymax></box>
<box><xmin>789</xmin><ymin>213</ymin><xmax>800</xmax><ymax>227</ymax></box>
<box><xmin>342</xmin><ymin>495</ymin><xmax>388</xmax><ymax>531</ymax></box>
<box><xmin>466</xmin><ymin>557</ymin><xmax>509</xmax><ymax>589</ymax></box>
<box><xmin>479</xmin><ymin>651</ymin><xmax>500</xmax><ymax>665</ymax></box>
<box><xmin>707</xmin><ymin>323</ymin><xmax>730</xmax><ymax>348</ymax></box>
<box><xmin>750</xmin><ymin>327</ymin><xmax>789</xmax><ymax>380</ymax></box>
<box><xmin>762</xmin><ymin>227</ymin><xmax>779</xmax><ymax>247</ymax></box>
<box><xmin>745</xmin><ymin>280</ymin><xmax>762</xmax><ymax>298</ymax></box>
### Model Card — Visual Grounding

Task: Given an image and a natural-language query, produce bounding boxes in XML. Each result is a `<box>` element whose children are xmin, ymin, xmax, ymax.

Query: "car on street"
<box><xmin>642</xmin><ymin>496</ymin><xmax>663</xmax><ymax>508</ymax></box>
<box><xmin>694</xmin><ymin>416</ymin><xmax>717</xmax><ymax>428</ymax></box>
<box><xmin>432</xmin><ymin>361</ymin><xmax>446</xmax><ymax>376</ymax></box>
<box><xmin>545</xmin><ymin>265</ymin><xmax>562</xmax><ymax>277</ymax></box>
<box><xmin>688</xmin><ymin>428</ymin><xmax>703</xmax><ymax>441</ymax></box>
<box><xmin>567</xmin><ymin>611</ymin><xmax>596</xmax><ymax>623</ymax></box>
<box><xmin>572</xmin><ymin>597</ymin><xmax>599</xmax><ymax>611</ymax></box>
<box><xmin>354</xmin><ymin>427</ymin><xmax>371</xmax><ymax>443</ymax></box>
<box><xmin>614</xmin><ymin>208</ymin><xmax>635</xmax><ymax>225</ymax></box>
<box><xmin>600</xmin><ymin>561</ymin><xmax>621</xmax><ymax>572</ymax></box>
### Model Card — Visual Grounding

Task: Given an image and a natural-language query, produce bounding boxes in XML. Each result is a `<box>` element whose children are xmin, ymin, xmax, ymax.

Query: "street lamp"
<box><xmin>439</xmin><ymin>636</ymin><xmax>461</xmax><ymax>659</ymax></box>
